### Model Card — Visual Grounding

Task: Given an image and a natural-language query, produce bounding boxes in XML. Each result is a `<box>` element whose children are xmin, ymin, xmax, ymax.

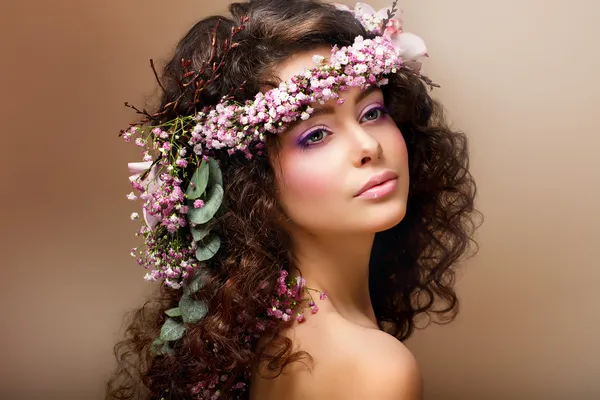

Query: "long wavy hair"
<box><xmin>106</xmin><ymin>0</ymin><xmax>481</xmax><ymax>399</ymax></box>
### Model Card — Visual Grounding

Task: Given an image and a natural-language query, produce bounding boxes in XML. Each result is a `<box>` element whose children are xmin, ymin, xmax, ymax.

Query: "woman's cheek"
<box><xmin>279</xmin><ymin>153</ymin><xmax>336</xmax><ymax>201</ymax></box>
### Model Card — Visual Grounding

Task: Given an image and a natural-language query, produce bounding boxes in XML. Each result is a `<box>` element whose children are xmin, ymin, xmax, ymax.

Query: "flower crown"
<box><xmin>122</xmin><ymin>0</ymin><xmax>433</xmax><ymax>370</ymax></box>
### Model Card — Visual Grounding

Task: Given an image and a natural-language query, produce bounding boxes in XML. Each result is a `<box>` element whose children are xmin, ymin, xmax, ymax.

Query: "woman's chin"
<box><xmin>362</xmin><ymin>202</ymin><xmax>408</xmax><ymax>233</ymax></box>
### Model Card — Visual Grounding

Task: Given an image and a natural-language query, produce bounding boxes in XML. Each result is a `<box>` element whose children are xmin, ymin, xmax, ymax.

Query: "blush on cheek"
<box><xmin>383</xmin><ymin>126</ymin><xmax>408</xmax><ymax>159</ymax></box>
<box><xmin>278</xmin><ymin>156</ymin><xmax>334</xmax><ymax>201</ymax></box>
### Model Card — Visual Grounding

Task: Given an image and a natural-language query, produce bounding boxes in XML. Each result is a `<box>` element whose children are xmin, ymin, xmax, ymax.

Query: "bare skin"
<box><xmin>250</xmin><ymin>47</ymin><xmax>422</xmax><ymax>399</ymax></box>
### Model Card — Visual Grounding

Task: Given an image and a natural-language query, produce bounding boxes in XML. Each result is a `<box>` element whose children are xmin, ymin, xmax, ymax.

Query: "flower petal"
<box><xmin>375</xmin><ymin>7</ymin><xmax>391</xmax><ymax>19</ymax></box>
<box><xmin>332</xmin><ymin>3</ymin><xmax>350</xmax><ymax>11</ymax></box>
<box><xmin>355</xmin><ymin>2</ymin><xmax>376</xmax><ymax>15</ymax></box>
<box><xmin>128</xmin><ymin>161</ymin><xmax>162</xmax><ymax>230</ymax></box>
<box><xmin>393</xmin><ymin>32</ymin><xmax>428</xmax><ymax>61</ymax></box>
<box><xmin>127</xmin><ymin>161</ymin><xmax>153</xmax><ymax>175</ymax></box>
<box><xmin>143</xmin><ymin>209</ymin><xmax>161</xmax><ymax>231</ymax></box>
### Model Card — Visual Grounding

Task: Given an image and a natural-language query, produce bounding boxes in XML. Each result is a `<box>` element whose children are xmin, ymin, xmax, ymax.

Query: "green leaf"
<box><xmin>161</xmin><ymin>342</ymin><xmax>174</xmax><ymax>356</ymax></box>
<box><xmin>187</xmin><ymin>184</ymin><xmax>223</xmax><ymax>225</ymax></box>
<box><xmin>190</xmin><ymin>224</ymin><xmax>211</xmax><ymax>242</ymax></box>
<box><xmin>185</xmin><ymin>161</ymin><xmax>209</xmax><ymax>199</ymax></box>
<box><xmin>179</xmin><ymin>294</ymin><xmax>209</xmax><ymax>324</ymax></box>
<box><xmin>165</xmin><ymin>307</ymin><xmax>181</xmax><ymax>317</ymax></box>
<box><xmin>184</xmin><ymin>267</ymin><xmax>208</xmax><ymax>295</ymax></box>
<box><xmin>150</xmin><ymin>337</ymin><xmax>165</xmax><ymax>356</ymax></box>
<box><xmin>195</xmin><ymin>233</ymin><xmax>221</xmax><ymax>262</ymax></box>
<box><xmin>207</xmin><ymin>158</ymin><xmax>223</xmax><ymax>187</ymax></box>
<box><xmin>149</xmin><ymin>337</ymin><xmax>174</xmax><ymax>356</ymax></box>
<box><xmin>159</xmin><ymin>318</ymin><xmax>185</xmax><ymax>342</ymax></box>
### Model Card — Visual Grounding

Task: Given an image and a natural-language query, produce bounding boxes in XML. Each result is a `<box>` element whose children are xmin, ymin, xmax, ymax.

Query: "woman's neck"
<box><xmin>290</xmin><ymin>228</ymin><xmax>378</xmax><ymax>329</ymax></box>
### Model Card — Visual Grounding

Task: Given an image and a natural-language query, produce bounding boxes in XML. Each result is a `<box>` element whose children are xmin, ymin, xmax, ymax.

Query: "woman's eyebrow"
<box><xmin>282</xmin><ymin>85</ymin><xmax>382</xmax><ymax>132</ymax></box>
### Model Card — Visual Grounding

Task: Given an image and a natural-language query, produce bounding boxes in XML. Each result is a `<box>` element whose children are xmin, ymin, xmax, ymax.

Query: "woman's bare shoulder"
<box><xmin>312</xmin><ymin>319</ymin><xmax>422</xmax><ymax>399</ymax></box>
<box><xmin>253</xmin><ymin>314</ymin><xmax>423</xmax><ymax>399</ymax></box>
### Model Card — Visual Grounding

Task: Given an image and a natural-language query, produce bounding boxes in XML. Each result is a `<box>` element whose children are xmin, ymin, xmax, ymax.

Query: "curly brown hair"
<box><xmin>106</xmin><ymin>0</ymin><xmax>481</xmax><ymax>399</ymax></box>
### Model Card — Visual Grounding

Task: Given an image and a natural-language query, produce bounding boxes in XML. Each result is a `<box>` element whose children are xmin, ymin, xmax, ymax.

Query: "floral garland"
<box><xmin>122</xmin><ymin>2</ymin><xmax>433</xmax><ymax>398</ymax></box>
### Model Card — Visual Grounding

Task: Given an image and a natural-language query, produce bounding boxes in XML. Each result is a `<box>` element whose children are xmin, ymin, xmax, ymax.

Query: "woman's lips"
<box><xmin>355</xmin><ymin>170</ymin><xmax>399</xmax><ymax>199</ymax></box>
<box><xmin>355</xmin><ymin>177</ymin><xmax>398</xmax><ymax>199</ymax></box>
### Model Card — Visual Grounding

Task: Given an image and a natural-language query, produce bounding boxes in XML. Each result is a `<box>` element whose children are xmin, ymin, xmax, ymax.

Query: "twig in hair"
<box><xmin>381</xmin><ymin>0</ymin><xmax>399</xmax><ymax>31</ymax></box>
<box><xmin>150</xmin><ymin>59</ymin><xmax>167</xmax><ymax>96</ymax></box>
<box><xmin>419</xmin><ymin>74</ymin><xmax>441</xmax><ymax>89</ymax></box>
<box><xmin>124</xmin><ymin>102</ymin><xmax>152</xmax><ymax>118</ymax></box>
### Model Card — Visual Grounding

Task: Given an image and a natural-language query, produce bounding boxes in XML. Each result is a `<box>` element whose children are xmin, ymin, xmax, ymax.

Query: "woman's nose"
<box><xmin>349</xmin><ymin>125</ymin><xmax>383</xmax><ymax>167</ymax></box>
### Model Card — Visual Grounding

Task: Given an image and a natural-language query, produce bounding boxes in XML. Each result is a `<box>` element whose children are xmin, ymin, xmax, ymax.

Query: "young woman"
<box><xmin>107</xmin><ymin>1</ymin><xmax>479</xmax><ymax>399</ymax></box>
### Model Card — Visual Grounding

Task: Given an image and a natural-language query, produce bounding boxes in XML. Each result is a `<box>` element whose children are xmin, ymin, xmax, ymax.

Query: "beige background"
<box><xmin>1</xmin><ymin>0</ymin><xmax>598</xmax><ymax>399</ymax></box>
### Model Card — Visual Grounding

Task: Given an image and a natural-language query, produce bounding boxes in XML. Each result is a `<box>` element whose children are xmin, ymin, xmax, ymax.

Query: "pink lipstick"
<box><xmin>355</xmin><ymin>171</ymin><xmax>398</xmax><ymax>199</ymax></box>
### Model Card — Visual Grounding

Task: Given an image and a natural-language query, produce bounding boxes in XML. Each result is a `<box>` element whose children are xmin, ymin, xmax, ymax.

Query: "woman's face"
<box><xmin>269</xmin><ymin>47</ymin><xmax>410</xmax><ymax>235</ymax></box>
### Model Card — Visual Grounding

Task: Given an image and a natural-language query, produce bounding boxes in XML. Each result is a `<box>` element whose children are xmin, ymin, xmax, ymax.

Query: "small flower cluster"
<box><xmin>127</xmin><ymin>157</ymin><xmax>202</xmax><ymax>288</ymax></box>
<box><xmin>188</xmin><ymin>35</ymin><xmax>402</xmax><ymax>158</ymax></box>
<box><xmin>190</xmin><ymin>370</ymin><xmax>249</xmax><ymax>400</ymax></box>
<box><xmin>353</xmin><ymin>3</ymin><xmax>388</xmax><ymax>34</ymax></box>
<box><xmin>131</xmin><ymin>225</ymin><xmax>200</xmax><ymax>289</ymax></box>
<box><xmin>268</xmin><ymin>270</ymin><xmax>327</xmax><ymax>323</ymax></box>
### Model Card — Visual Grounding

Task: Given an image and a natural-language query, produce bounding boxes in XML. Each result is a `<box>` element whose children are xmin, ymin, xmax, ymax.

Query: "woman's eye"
<box><xmin>299</xmin><ymin>129</ymin><xmax>329</xmax><ymax>148</ymax></box>
<box><xmin>361</xmin><ymin>107</ymin><xmax>385</xmax><ymax>122</ymax></box>
<box><xmin>307</xmin><ymin>130</ymin><xmax>326</xmax><ymax>143</ymax></box>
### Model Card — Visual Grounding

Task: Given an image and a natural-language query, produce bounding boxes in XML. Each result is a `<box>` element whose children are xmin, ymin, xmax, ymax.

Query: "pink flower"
<box><xmin>193</xmin><ymin>199</ymin><xmax>205</xmax><ymax>209</ymax></box>
<box><xmin>175</xmin><ymin>158</ymin><xmax>188</xmax><ymax>168</ymax></box>
<box><xmin>384</xmin><ymin>18</ymin><xmax>403</xmax><ymax>36</ymax></box>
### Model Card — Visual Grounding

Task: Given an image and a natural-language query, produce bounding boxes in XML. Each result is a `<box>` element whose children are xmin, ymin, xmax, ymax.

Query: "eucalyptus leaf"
<box><xmin>184</xmin><ymin>267</ymin><xmax>208</xmax><ymax>295</ymax></box>
<box><xmin>161</xmin><ymin>342</ymin><xmax>174</xmax><ymax>356</ymax></box>
<box><xmin>207</xmin><ymin>158</ymin><xmax>223</xmax><ymax>187</ymax></box>
<box><xmin>165</xmin><ymin>307</ymin><xmax>182</xmax><ymax>317</ymax></box>
<box><xmin>185</xmin><ymin>161</ymin><xmax>209</xmax><ymax>199</ymax></box>
<box><xmin>195</xmin><ymin>233</ymin><xmax>221</xmax><ymax>262</ymax></box>
<box><xmin>187</xmin><ymin>184</ymin><xmax>223</xmax><ymax>225</ymax></box>
<box><xmin>190</xmin><ymin>224</ymin><xmax>211</xmax><ymax>242</ymax></box>
<box><xmin>150</xmin><ymin>337</ymin><xmax>165</xmax><ymax>356</ymax></box>
<box><xmin>179</xmin><ymin>294</ymin><xmax>209</xmax><ymax>324</ymax></box>
<box><xmin>159</xmin><ymin>317</ymin><xmax>186</xmax><ymax>342</ymax></box>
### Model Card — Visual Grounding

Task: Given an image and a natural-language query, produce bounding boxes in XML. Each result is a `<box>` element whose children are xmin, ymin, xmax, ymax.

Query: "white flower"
<box><xmin>312</xmin><ymin>55</ymin><xmax>325</xmax><ymax>64</ymax></box>
<box><xmin>130</xmin><ymin>212</ymin><xmax>140</xmax><ymax>220</ymax></box>
<box><xmin>279</xmin><ymin>92</ymin><xmax>289</xmax><ymax>102</ymax></box>
<box><xmin>392</xmin><ymin>32</ymin><xmax>428</xmax><ymax>61</ymax></box>
<box><xmin>144</xmin><ymin>272</ymin><xmax>155</xmax><ymax>281</ymax></box>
